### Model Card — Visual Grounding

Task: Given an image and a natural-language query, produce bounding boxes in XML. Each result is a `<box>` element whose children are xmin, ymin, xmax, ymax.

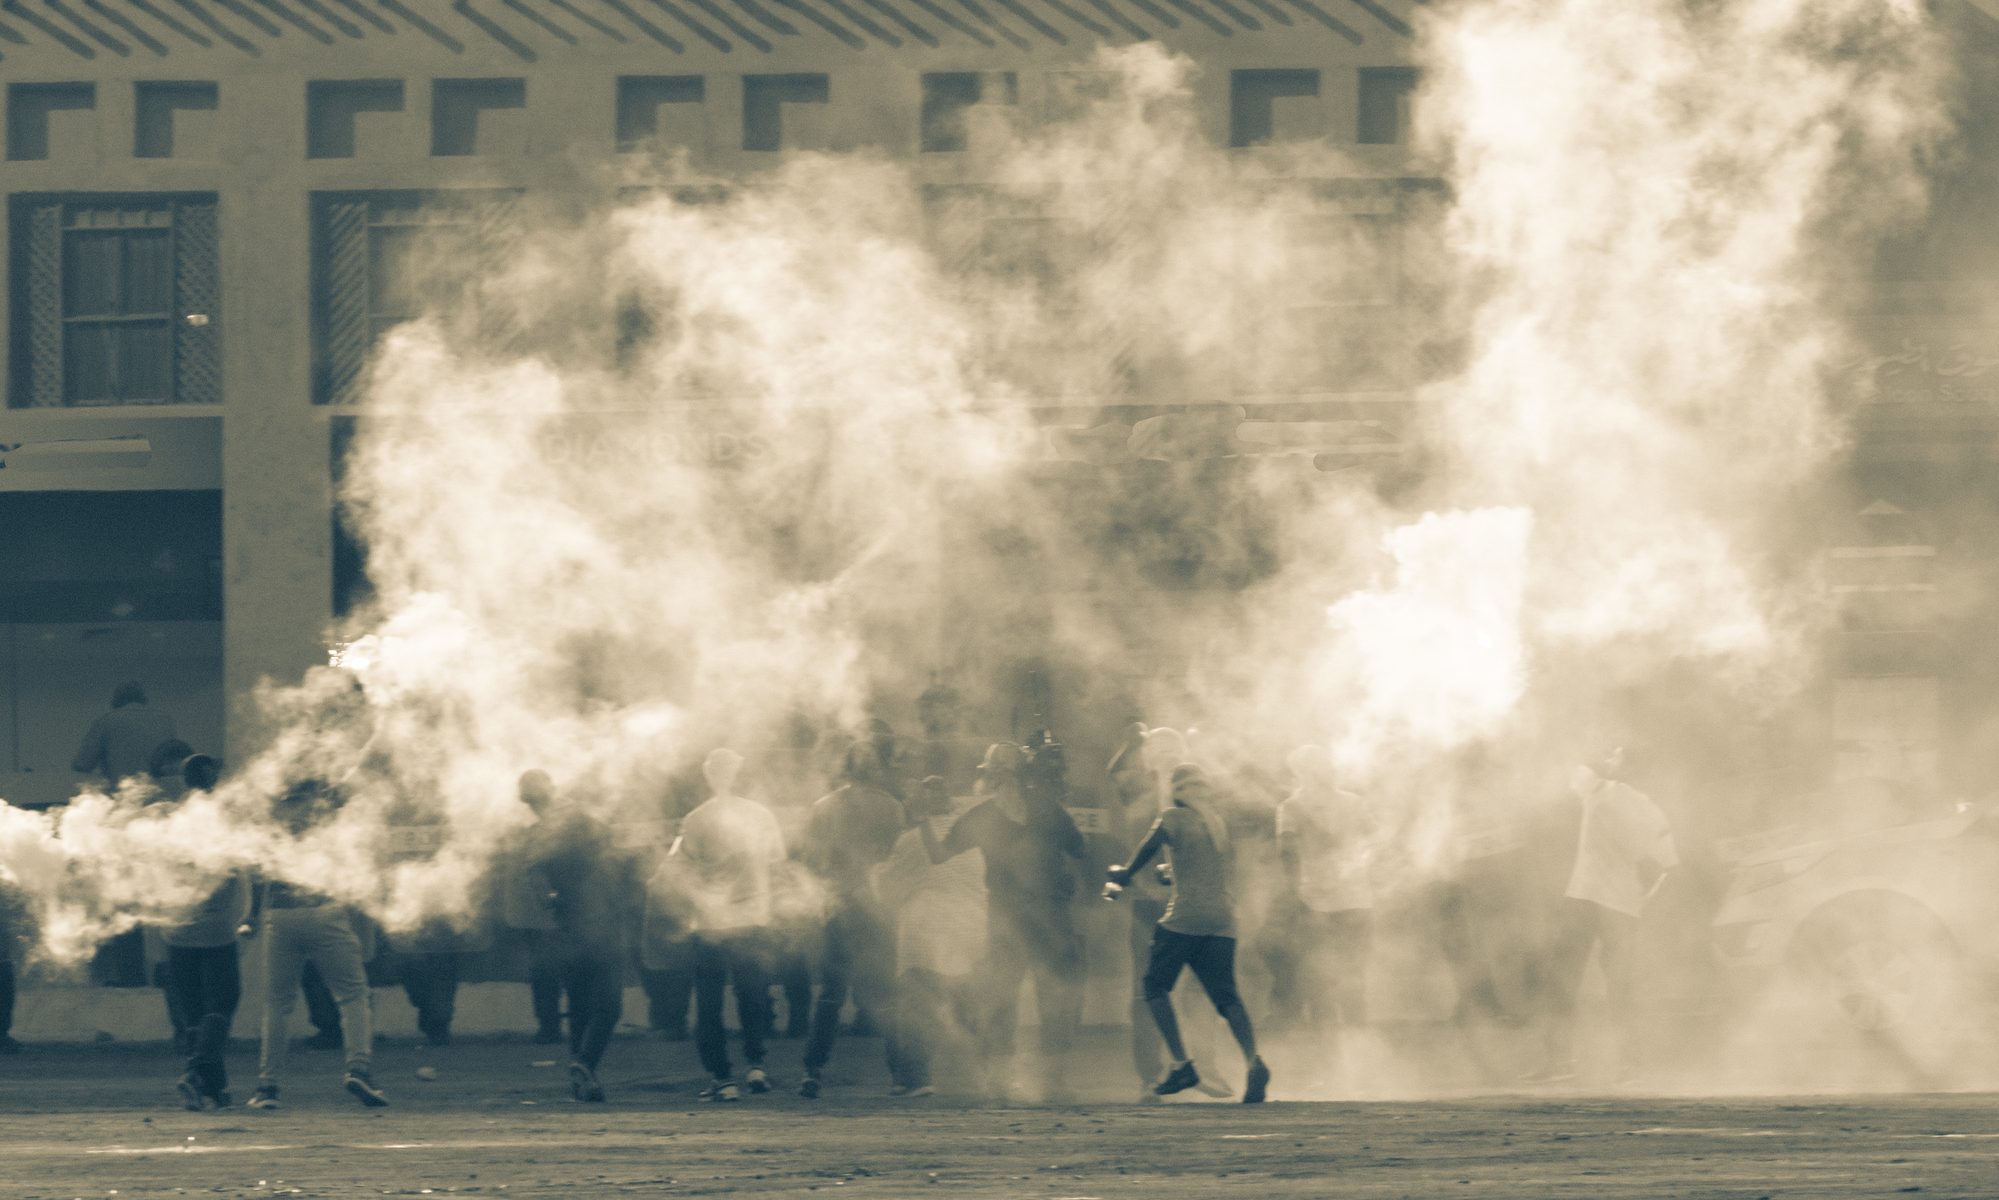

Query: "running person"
<box><xmin>1107</xmin><ymin>763</ymin><xmax>1271</xmax><ymax>1104</ymax></box>
<box><xmin>667</xmin><ymin>748</ymin><xmax>787</xmax><ymax>1101</ymax></box>
<box><xmin>797</xmin><ymin>741</ymin><xmax>906</xmax><ymax>1099</ymax></box>
<box><xmin>521</xmin><ymin>774</ymin><xmax>634</xmax><ymax>1103</ymax></box>
<box><xmin>245</xmin><ymin>780</ymin><xmax>388</xmax><ymax>1110</ymax></box>
<box><xmin>918</xmin><ymin>743</ymin><xmax>1087</xmax><ymax>1101</ymax></box>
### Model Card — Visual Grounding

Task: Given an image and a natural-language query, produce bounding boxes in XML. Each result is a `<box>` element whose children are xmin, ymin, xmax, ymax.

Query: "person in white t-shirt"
<box><xmin>1527</xmin><ymin>747</ymin><xmax>1677</xmax><ymax>1083</ymax></box>
<box><xmin>666</xmin><ymin>748</ymin><xmax>789</xmax><ymax>1101</ymax></box>
<box><xmin>1274</xmin><ymin>745</ymin><xmax>1375</xmax><ymax>1034</ymax></box>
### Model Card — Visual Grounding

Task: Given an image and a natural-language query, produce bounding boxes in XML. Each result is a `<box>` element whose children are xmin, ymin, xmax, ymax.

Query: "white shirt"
<box><xmin>874</xmin><ymin>805</ymin><xmax>987</xmax><ymax>977</ymax></box>
<box><xmin>1564</xmin><ymin>780</ymin><xmax>1677</xmax><ymax>918</ymax></box>
<box><xmin>1275</xmin><ymin>786</ymin><xmax>1374</xmax><ymax>914</ymax></box>
<box><xmin>672</xmin><ymin>793</ymin><xmax>787</xmax><ymax>933</ymax></box>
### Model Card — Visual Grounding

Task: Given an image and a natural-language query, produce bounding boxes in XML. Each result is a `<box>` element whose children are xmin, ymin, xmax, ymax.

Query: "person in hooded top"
<box><xmin>160</xmin><ymin>753</ymin><xmax>249</xmax><ymax>1110</ymax></box>
<box><xmin>1108</xmin><ymin>762</ymin><xmax>1271</xmax><ymax>1104</ymax></box>
<box><xmin>796</xmin><ymin>741</ymin><xmax>907</xmax><ymax>1099</ymax></box>
<box><xmin>919</xmin><ymin>742</ymin><xmax>1087</xmax><ymax>1101</ymax></box>
<box><xmin>519</xmin><ymin>771</ymin><xmax>636</xmax><ymax>1103</ymax></box>
<box><xmin>668</xmin><ymin>748</ymin><xmax>788</xmax><ymax>1101</ymax></box>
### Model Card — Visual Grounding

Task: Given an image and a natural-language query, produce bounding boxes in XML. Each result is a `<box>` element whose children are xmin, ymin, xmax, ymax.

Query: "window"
<box><xmin>431</xmin><ymin>79</ymin><xmax>527</xmax><ymax>157</ymax></box>
<box><xmin>307</xmin><ymin>80</ymin><xmax>406</xmax><ymax>160</ymax></box>
<box><xmin>9</xmin><ymin>195</ymin><xmax>221</xmax><ymax>408</ymax></box>
<box><xmin>311</xmin><ymin>190</ymin><xmax>521</xmax><ymax>404</ymax></box>
<box><xmin>616</xmin><ymin>75</ymin><xmax>704</xmax><ymax>152</ymax></box>
<box><xmin>7</xmin><ymin>83</ymin><xmax>96</xmax><ymax>162</ymax></box>
<box><xmin>742</xmin><ymin>74</ymin><xmax>828</xmax><ymax>152</ymax></box>
<box><xmin>920</xmin><ymin>72</ymin><xmax>1016</xmax><ymax>153</ymax></box>
<box><xmin>135</xmin><ymin>82</ymin><xmax>220</xmax><ymax>159</ymax></box>
<box><xmin>1357</xmin><ymin>68</ymin><xmax>1420</xmax><ymax>146</ymax></box>
<box><xmin>1230</xmin><ymin>70</ymin><xmax>1321</xmax><ymax>148</ymax></box>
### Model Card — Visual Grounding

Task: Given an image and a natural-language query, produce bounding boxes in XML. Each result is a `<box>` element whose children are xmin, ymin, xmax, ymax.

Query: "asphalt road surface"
<box><xmin>0</xmin><ymin>1035</ymin><xmax>1993</xmax><ymax>1199</ymax></box>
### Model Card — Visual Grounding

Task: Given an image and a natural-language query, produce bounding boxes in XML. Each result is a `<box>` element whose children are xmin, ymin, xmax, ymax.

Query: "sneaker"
<box><xmin>745</xmin><ymin>1066</ymin><xmax>771</xmax><ymax>1094</ymax></box>
<box><xmin>568</xmin><ymin>1062</ymin><xmax>605</xmax><ymax>1103</ymax></box>
<box><xmin>531</xmin><ymin>1027</ymin><xmax>563</xmax><ymax>1045</ymax></box>
<box><xmin>797</xmin><ymin>1074</ymin><xmax>821</xmax><ymax>1099</ymax></box>
<box><xmin>212</xmin><ymin>1089</ymin><xmax>232</xmax><ymax>1109</ymax></box>
<box><xmin>176</xmin><ymin>1072</ymin><xmax>206</xmax><ymax>1112</ymax></box>
<box><xmin>343</xmin><ymin>1069</ymin><xmax>390</xmax><ymax>1107</ymax></box>
<box><xmin>702</xmin><ymin>1080</ymin><xmax>741</xmax><ymax>1102</ymax></box>
<box><xmin>1244</xmin><ymin>1058</ymin><xmax>1270</xmax><ymax>1105</ymax></box>
<box><xmin>1153</xmin><ymin>1061</ymin><xmax>1200</xmax><ymax>1097</ymax></box>
<box><xmin>246</xmin><ymin>1085</ymin><xmax>280</xmax><ymax>1111</ymax></box>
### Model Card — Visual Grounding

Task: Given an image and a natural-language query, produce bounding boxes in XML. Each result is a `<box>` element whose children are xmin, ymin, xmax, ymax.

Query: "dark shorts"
<box><xmin>1142</xmin><ymin>926</ymin><xmax>1241</xmax><ymax>1011</ymax></box>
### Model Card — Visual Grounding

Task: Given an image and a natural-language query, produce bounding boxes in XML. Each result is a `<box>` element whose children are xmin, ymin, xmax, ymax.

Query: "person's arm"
<box><xmin>71</xmin><ymin>718</ymin><xmax>106</xmax><ymax>776</ymax></box>
<box><xmin>921</xmin><ymin>804</ymin><xmax>977</xmax><ymax>865</ymax></box>
<box><xmin>239</xmin><ymin>877</ymin><xmax>266</xmax><ymax>938</ymax></box>
<box><xmin>1053</xmin><ymin>804</ymin><xmax>1086</xmax><ymax>861</ymax></box>
<box><xmin>1107</xmin><ymin>816</ymin><xmax>1169</xmax><ymax>887</ymax></box>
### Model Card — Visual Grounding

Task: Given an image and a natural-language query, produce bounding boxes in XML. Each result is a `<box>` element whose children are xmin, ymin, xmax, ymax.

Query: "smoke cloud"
<box><xmin>0</xmin><ymin>0</ymin><xmax>1966</xmax><ymax>1093</ymax></box>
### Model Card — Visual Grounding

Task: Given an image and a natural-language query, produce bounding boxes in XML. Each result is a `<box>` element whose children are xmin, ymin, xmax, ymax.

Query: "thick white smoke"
<box><xmin>0</xmin><ymin>2</ymin><xmax>1961</xmax><ymax>1098</ymax></box>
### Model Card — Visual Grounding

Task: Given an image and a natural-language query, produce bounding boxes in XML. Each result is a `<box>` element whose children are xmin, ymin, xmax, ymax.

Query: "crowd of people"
<box><xmin>25</xmin><ymin>682</ymin><xmax>1685</xmax><ymax>1115</ymax></box>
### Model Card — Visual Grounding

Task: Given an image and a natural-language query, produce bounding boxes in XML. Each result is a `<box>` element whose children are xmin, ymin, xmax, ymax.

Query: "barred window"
<box><xmin>310</xmin><ymin>190</ymin><xmax>520</xmax><ymax>405</ymax></box>
<box><xmin>9</xmin><ymin>195</ymin><xmax>220</xmax><ymax>407</ymax></box>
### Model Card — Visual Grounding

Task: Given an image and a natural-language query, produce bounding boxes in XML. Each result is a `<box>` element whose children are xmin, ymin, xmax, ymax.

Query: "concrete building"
<box><xmin>0</xmin><ymin>0</ymin><xmax>1429</xmax><ymax>811</ymax></box>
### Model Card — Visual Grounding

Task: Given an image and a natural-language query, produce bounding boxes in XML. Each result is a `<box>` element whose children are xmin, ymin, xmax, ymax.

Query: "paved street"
<box><xmin>0</xmin><ymin>1036</ymin><xmax>1993</xmax><ymax>1198</ymax></box>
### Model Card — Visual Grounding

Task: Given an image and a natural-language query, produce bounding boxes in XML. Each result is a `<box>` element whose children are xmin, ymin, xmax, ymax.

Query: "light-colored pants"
<box><xmin>259</xmin><ymin>904</ymin><xmax>373</xmax><ymax>1085</ymax></box>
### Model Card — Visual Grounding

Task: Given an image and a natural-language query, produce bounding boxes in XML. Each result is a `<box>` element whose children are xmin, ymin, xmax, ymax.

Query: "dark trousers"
<box><xmin>803</xmin><ymin>904</ymin><xmax>894</xmax><ymax>1076</ymax></box>
<box><xmin>693</xmin><ymin>932</ymin><xmax>770</xmax><ymax>1081</ymax></box>
<box><xmin>770</xmin><ymin>938</ymin><xmax>813</xmax><ymax>1037</ymax></box>
<box><xmin>561</xmin><ymin>947</ymin><xmax>624</xmax><ymax>1071</ymax></box>
<box><xmin>525</xmin><ymin>930</ymin><xmax>565</xmax><ymax>1036</ymax></box>
<box><xmin>887</xmin><ymin>967</ymin><xmax>974</xmax><ymax>1090</ymax></box>
<box><xmin>639</xmin><ymin>938</ymin><xmax>695</xmax><ymax>1033</ymax></box>
<box><xmin>167</xmin><ymin>943</ymin><xmax>240</xmax><ymax>1093</ymax></box>
<box><xmin>400</xmin><ymin>952</ymin><xmax>462</xmax><ymax>1043</ymax></box>
<box><xmin>302</xmin><ymin>959</ymin><xmax>342</xmax><ymax>1037</ymax></box>
<box><xmin>1143</xmin><ymin>926</ymin><xmax>1243</xmax><ymax>1011</ymax></box>
<box><xmin>0</xmin><ymin>954</ymin><xmax>11</xmax><ymax>1037</ymax></box>
<box><xmin>1543</xmin><ymin>897</ymin><xmax>1638</xmax><ymax>1064</ymax></box>
<box><xmin>982</xmin><ymin>910</ymin><xmax>1083</xmax><ymax>1071</ymax></box>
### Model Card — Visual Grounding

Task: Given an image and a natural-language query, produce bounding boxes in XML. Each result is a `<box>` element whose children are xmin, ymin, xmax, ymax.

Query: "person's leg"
<box><xmin>888</xmin><ymin>967</ymin><xmax>941</xmax><ymax>1090</ymax></box>
<box><xmin>526</xmin><ymin>931</ymin><xmax>564</xmax><ymax>1039</ymax></box>
<box><xmin>1536</xmin><ymin>898</ymin><xmax>1599</xmax><ymax>1074</ymax></box>
<box><xmin>160</xmin><ymin>956</ymin><xmax>197</xmax><ymax>1057</ymax></box>
<box><xmin>166</xmin><ymin>945</ymin><xmax>203</xmax><ymax>1078</ymax></box>
<box><xmin>1034</xmin><ymin>919</ymin><xmax>1085</xmax><ymax>1096</ymax></box>
<box><xmin>199</xmin><ymin>943</ymin><xmax>242</xmax><ymax>1097</ymax></box>
<box><xmin>980</xmin><ymin>918</ymin><xmax>1028</xmax><ymax>1072</ymax></box>
<box><xmin>1187</xmin><ymin>935</ymin><xmax>1256</xmax><ymax>1060</ymax></box>
<box><xmin>258</xmin><ymin>912</ymin><xmax>307</xmax><ymax>1090</ymax></box>
<box><xmin>1140</xmin><ymin>926</ymin><xmax>1195</xmax><ymax>1066</ymax></box>
<box><xmin>657</xmin><ymin>938</ymin><xmax>695</xmax><ymax>1036</ymax></box>
<box><xmin>1126</xmin><ymin>900</ymin><xmax>1166</xmax><ymax>1087</ymax></box>
<box><xmin>781</xmin><ymin>941</ymin><xmax>813</xmax><ymax>1038</ymax></box>
<box><xmin>803</xmin><ymin>912</ymin><xmax>851</xmax><ymax>1079</ymax></box>
<box><xmin>575</xmin><ymin>950</ymin><xmax>623</xmax><ymax>1071</ymax></box>
<box><xmin>691</xmin><ymin>936</ymin><xmax>732</xmax><ymax>1081</ymax></box>
<box><xmin>730</xmin><ymin>934</ymin><xmax>771</xmax><ymax>1071</ymax></box>
<box><xmin>1595</xmin><ymin>907</ymin><xmax>1640</xmax><ymax>1074</ymax></box>
<box><xmin>301</xmin><ymin>958</ymin><xmax>342</xmax><ymax>1043</ymax></box>
<box><xmin>0</xmin><ymin>953</ymin><xmax>15</xmax><ymax>1045</ymax></box>
<box><xmin>304</xmin><ymin>908</ymin><xmax>376</xmax><ymax>1079</ymax></box>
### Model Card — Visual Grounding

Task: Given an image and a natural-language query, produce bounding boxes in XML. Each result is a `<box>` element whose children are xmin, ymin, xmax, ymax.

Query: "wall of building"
<box><xmin>0</xmin><ymin>0</ymin><xmax>1424</xmax><ymax>772</ymax></box>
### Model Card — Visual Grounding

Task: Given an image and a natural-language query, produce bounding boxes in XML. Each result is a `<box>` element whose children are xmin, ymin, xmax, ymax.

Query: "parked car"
<box><xmin>1711</xmin><ymin>801</ymin><xmax>1999</xmax><ymax>1032</ymax></box>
